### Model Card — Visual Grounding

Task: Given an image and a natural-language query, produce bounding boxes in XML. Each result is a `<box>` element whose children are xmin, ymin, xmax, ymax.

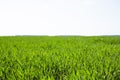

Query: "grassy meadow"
<box><xmin>0</xmin><ymin>36</ymin><xmax>120</xmax><ymax>80</ymax></box>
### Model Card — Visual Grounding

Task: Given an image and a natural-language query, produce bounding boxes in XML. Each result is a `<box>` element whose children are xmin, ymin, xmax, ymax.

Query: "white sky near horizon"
<box><xmin>0</xmin><ymin>0</ymin><xmax>120</xmax><ymax>36</ymax></box>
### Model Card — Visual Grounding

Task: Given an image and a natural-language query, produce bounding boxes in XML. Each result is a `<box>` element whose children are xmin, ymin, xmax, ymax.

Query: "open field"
<box><xmin>0</xmin><ymin>36</ymin><xmax>120</xmax><ymax>80</ymax></box>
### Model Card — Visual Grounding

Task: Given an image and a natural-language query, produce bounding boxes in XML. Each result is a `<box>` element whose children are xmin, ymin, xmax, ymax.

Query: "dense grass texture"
<box><xmin>0</xmin><ymin>36</ymin><xmax>120</xmax><ymax>80</ymax></box>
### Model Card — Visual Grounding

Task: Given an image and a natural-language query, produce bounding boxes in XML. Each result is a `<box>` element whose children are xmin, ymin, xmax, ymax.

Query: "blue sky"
<box><xmin>0</xmin><ymin>0</ymin><xmax>120</xmax><ymax>36</ymax></box>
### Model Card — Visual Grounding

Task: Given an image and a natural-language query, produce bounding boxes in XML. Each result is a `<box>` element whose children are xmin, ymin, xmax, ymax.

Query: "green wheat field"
<box><xmin>0</xmin><ymin>36</ymin><xmax>120</xmax><ymax>80</ymax></box>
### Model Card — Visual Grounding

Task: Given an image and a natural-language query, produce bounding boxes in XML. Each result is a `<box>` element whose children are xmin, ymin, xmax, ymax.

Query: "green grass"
<box><xmin>0</xmin><ymin>36</ymin><xmax>120</xmax><ymax>80</ymax></box>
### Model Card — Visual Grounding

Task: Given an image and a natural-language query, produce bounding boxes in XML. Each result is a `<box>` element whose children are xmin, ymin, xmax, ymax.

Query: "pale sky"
<box><xmin>0</xmin><ymin>0</ymin><xmax>120</xmax><ymax>36</ymax></box>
